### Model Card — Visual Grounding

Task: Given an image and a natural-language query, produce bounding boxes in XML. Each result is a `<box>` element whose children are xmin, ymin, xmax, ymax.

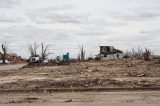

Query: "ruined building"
<box><xmin>97</xmin><ymin>46</ymin><xmax>124</xmax><ymax>60</ymax></box>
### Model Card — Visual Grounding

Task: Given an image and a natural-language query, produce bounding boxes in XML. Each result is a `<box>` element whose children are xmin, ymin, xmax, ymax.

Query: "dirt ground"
<box><xmin>0</xmin><ymin>59</ymin><xmax>160</xmax><ymax>105</ymax></box>
<box><xmin>0</xmin><ymin>91</ymin><xmax>160</xmax><ymax>106</ymax></box>
<box><xmin>0</xmin><ymin>64</ymin><xmax>27</xmax><ymax>71</ymax></box>
<box><xmin>0</xmin><ymin>59</ymin><xmax>160</xmax><ymax>90</ymax></box>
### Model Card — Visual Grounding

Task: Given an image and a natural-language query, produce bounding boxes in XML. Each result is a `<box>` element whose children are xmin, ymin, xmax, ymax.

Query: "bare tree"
<box><xmin>136</xmin><ymin>46</ymin><xmax>143</xmax><ymax>59</ymax></box>
<box><xmin>130</xmin><ymin>46</ymin><xmax>152</xmax><ymax>61</ymax></box>
<box><xmin>131</xmin><ymin>48</ymin><xmax>135</xmax><ymax>59</ymax></box>
<box><xmin>79</xmin><ymin>45</ymin><xmax>85</xmax><ymax>61</ymax></box>
<box><xmin>143</xmin><ymin>48</ymin><xmax>151</xmax><ymax>61</ymax></box>
<box><xmin>41</xmin><ymin>43</ymin><xmax>50</xmax><ymax>61</ymax></box>
<box><xmin>0</xmin><ymin>44</ymin><xmax>7</xmax><ymax>64</ymax></box>
<box><xmin>124</xmin><ymin>50</ymin><xmax>131</xmax><ymax>58</ymax></box>
<box><xmin>131</xmin><ymin>46</ymin><xmax>143</xmax><ymax>59</ymax></box>
<box><xmin>28</xmin><ymin>42</ymin><xmax>38</xmax><ymax>57</ymax></box>
<box><xmin>78</xmin><ymin>54</ymin><xmax>81</xmax><ymax>61</ymax></box>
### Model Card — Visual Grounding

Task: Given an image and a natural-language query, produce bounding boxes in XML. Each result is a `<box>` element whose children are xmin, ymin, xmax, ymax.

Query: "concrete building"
<box><xmin>97</xmin><ymin>46</ymin><xmax>124</xmax><ymax>60</ymax></box>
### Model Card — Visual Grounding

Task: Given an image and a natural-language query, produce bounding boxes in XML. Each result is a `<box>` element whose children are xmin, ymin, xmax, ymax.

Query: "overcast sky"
<box><xmin>0</xmin><ymin>0</ymin><xmax>160</xmax><ymax>58</ymax></box>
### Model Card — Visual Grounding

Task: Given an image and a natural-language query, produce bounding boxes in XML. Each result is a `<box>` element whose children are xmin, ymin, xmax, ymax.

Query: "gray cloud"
<box><xmin>0</xmin><ymin>0</ymin><xmax>20</xmax><ymax>8</ymax></box>
<box><xmin>0</xmin><ymin>25</ymin><xmax>72</xmax><ymax>42</ymax></box>
<box><xmin>107</xmin><ymin>7</ymin><xmax>160</xmax><ymax>21</ymax></box>
<box><xmin>0</xmin><ymin>25</ymin><xmax>77</xmax><ymax>57</ymax></box>
<box><xmin>109</xmin><ymin>31</ymin><xmax>160</xmax><ymax>43</ymax></box>
<box><xmin>27</xmin><ymin>5</ymin><xmax>90</xmax><ymax>24</ymax></box>
<box><xmin>0</xmin><ymin>1</ymin><xmax>24</xmax><ymax>23</ymax></box>
<box><xmin>74</xmin><ymin>27</ymin><xmax>111</xmax><ymax>36</ymax></box>
<box><xmin>0</xmin><ymin>0</ymin><xmax>160</xmax><ymax>57</ymax></box>
<box><xmin>140</xmin><ymin>29</ymin><xmax>160</xmax><ymax>35</ymax></box>
<box><xmin>0</xmin><ymin>14</ymin><xmax>23</xmax><ymax>22</ymax></box>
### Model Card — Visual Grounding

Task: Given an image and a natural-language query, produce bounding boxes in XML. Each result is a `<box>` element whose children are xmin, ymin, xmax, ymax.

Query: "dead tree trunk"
<box><xmin>28</xmin><ymin>42</ymin><xmax>38</xmax><ymax>57</ymax></box>
<box><xmin>0</xmin><ymin>44</ymin><xmax>7</xmax><ymax>64</ymax></box>
<box><xmin>41</xmin><ymin>43</ymin><xmax>50</xmax><ymax>61</ymax></box>
<box><xmin>79</xmin><ymin>45</ymin><xmax>85</xmax><ymax>61</ymax></box>
<box><xmin>143</xmin><ymin>48</ymin><xmax>151</xmax><ymax>61</ymax></box>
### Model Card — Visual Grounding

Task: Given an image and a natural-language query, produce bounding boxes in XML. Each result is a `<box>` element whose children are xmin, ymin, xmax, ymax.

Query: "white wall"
<box><xmin>100</xmin><ymin>53</ymin><xmax>123</xmax><ymax>60</ymax></box>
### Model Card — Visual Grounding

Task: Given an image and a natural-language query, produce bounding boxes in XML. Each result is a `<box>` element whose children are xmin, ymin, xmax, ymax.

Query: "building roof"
<box><xmin>100</xmin><ymin>46</ymin><xmax>114</xmax><ymax>47</ymax></box>
<box><xmin>100</xmin><ymin>46</ymin><xmax>123</xmax><ymax>54</ymax></box>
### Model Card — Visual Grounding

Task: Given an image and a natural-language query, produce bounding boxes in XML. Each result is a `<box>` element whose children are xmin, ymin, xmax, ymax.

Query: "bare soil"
<box><xmin>0</xmin><ymin>91</ymin><xmax>160</xmax><ymax>106</ymax></box>
<box><xmin>0</xmin><ymin>59</ymin><xmax>160</xmax><ymax>90</ymax></box>
<box><xmin>0</xmin><ymin>64</ymin><xmax>27</xmax><ymax>71</ymax></box>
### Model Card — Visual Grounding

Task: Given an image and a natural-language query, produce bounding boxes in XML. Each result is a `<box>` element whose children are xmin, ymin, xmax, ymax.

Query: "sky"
<box><xmin>0</xmin><ymin>0</ymin><xmax>160</xmax><ymax>58</ymax></box>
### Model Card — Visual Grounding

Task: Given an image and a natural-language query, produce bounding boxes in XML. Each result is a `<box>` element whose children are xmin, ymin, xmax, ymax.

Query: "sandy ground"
<box><xmin>0</xmin><ymin>91</ymin><xmax>160</xmax><ymax>106</ymax></box>
<box><xmin>0</xmin><ymin>64</ymin><xmax>27</xmax><ymax>71</ymax></box>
